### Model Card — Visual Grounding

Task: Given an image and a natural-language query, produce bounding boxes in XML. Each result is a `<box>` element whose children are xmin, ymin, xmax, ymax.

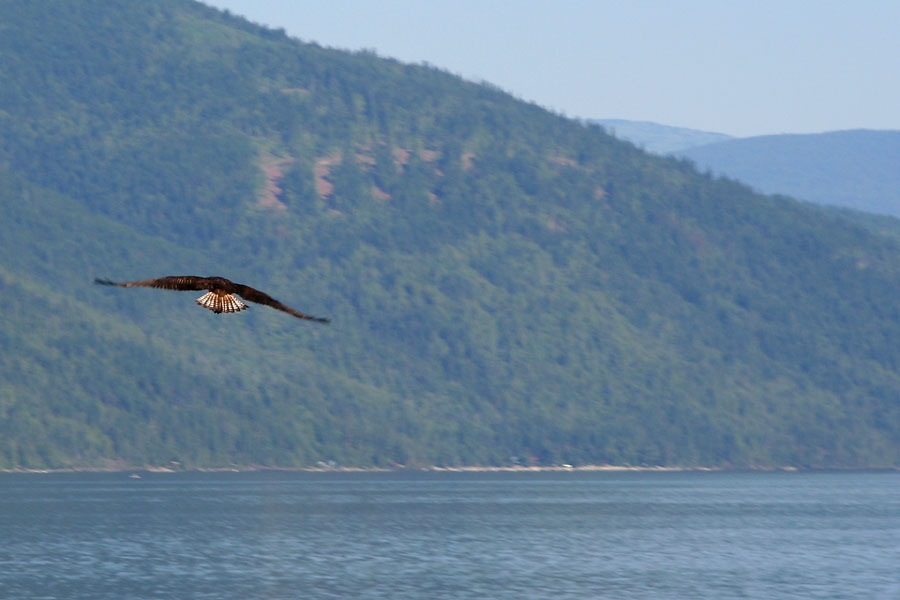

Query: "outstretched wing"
<box><xmin>94</xmin><ymin>276</ymin><xmax>212</xmax><ymax>291</ymax></box>
<box><xmin>232</xmin><ymin>283</ymin><xmax>330</xmax><ymax>323</ymax></box>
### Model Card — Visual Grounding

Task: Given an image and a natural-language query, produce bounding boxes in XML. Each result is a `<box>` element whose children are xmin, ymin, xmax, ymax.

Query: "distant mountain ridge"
<box><xmin>676</xmin><ymin>129</ymin><xmax>900</xmax><ymax>217</ymax></box>
<box><xmin>591</xmin><ymin>119</ymin><xmax>733</xmax><ymax>153</ymax></box>
<box><xmin>595</xmin><ymin>119</ymin><xmax>900</xmax><ymax>217</ymax></box>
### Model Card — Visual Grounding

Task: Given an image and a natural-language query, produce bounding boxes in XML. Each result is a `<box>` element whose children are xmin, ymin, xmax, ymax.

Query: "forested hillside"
<box><xmin>2</xmin><ymin>0</ymin><xmax>900</xmax><ymax>469</ymax></box>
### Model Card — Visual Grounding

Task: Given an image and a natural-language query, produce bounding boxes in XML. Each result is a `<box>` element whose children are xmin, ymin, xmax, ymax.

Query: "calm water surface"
<box><xmin>1</xmin><ymin>470</ymin><xmax>898</xmax><ymax>599</ymax></box>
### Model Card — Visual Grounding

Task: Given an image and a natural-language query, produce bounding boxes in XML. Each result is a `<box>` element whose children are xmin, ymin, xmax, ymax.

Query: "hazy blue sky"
<box><xmin>204</xmin><ymin>0</ymin><xmax>900</xmax><ymax>137</ymax></box>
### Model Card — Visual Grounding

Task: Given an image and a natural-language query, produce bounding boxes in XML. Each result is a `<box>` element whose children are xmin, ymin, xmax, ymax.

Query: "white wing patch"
<box><xmin>195</xmin><ymin>291</ymin><xmax>248</xmax><ymax>314</ymax></box>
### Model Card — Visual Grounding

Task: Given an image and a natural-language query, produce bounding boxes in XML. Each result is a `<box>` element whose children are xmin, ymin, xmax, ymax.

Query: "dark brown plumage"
<box><xmin>95</xmin><ymin>276</ymin><xmax>329</xmax><ymax>323</ymax></box>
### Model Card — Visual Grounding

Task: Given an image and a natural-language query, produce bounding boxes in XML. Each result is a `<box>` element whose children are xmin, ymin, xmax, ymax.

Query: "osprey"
<box><xmin>95</xmin><ymin>276</ymin><xmax>330</xmax><ymax>323</ymax></box>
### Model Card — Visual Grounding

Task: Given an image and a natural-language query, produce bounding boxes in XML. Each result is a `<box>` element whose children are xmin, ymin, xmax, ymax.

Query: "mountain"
<box><xmin>592</xmin><ymin>119</ymin><xmax>733</xmax><ymax>153</ymax></box>
<box><xmin>597</xmin><ymin>122</ymin><xmax>900</xmax><ymax>218</ymax></box>
<box><xmin>2</xmin><ymin>0</ymin><xmax>900</xmax><ymax>470</ymax></box>
<box><xmin>676</xmin><ymin>130</ymin><xmax>900</xmax><ymax>217</ymax></box>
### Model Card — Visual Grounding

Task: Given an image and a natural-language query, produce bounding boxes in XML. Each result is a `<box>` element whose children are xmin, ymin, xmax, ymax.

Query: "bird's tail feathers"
<box><xmin>196</xmin><ymin>292</ymin><xmax>248</xmax><ymax>314</ymax></box>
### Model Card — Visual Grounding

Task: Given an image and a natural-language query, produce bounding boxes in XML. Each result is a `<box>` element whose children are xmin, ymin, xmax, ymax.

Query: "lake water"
<box><xmin>1</xmin><ymin>470</ymin><xmax>898</xmax><ymax>599</ymax></box>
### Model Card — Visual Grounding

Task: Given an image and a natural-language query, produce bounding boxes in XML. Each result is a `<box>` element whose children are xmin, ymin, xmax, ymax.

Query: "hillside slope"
<box><xmin>2</xmin><ymin>0</ymin><xmax>899</xmax><ymax>469</ymax></box>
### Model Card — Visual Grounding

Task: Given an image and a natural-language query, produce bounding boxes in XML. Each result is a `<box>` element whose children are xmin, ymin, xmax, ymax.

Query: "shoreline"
<box><xmin>2</xmin><ymin>464</ymin><xmax>896</xmax><ymax>474</ymax></box>
<box><xmin>1</xmin><ymin>465</ymin><xmax>695</xmax><ymax>474</ymax></box>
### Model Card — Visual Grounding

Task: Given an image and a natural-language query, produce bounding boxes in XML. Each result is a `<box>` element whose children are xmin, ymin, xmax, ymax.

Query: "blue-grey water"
<box><xmin>1</xmin><ymin>470</ymin><xmax>898</xmax><ymax>599</ymax></box>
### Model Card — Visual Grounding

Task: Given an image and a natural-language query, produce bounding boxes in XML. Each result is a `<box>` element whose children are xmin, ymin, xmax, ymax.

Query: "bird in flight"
<box><xmin>95</xmin><ymin>276</ymin><xmax>330</xmax><ymax>323</ymax></box>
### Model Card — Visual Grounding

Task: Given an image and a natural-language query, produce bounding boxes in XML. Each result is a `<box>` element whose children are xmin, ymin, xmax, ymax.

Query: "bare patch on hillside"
<box><xmin>311</xmin><ymin>146</ymin><xmax>473</xmax><ymax>203</ymax></box>
<box><xmin>314</xmin><ymin>152</ymin><xmax>341</xmax><ymax>198</ymax></box>
<box><xmin>393</xmin><ymin>148</ymin><xmax>411</xmax><ymax>166</ymax></box>
<box><xmin>549</xmin><ymin>156</ymin><xmax>579</xmax><ymax>168</ymax></box>
<box><xmin>259</xmin><ymin>153</ymin><xmax>294</xmax><ymax>210</ymax></box>
<box><xmin>355</xmin><ymin>152</ymin><xmax>376</xmax><ymax>167</ymax></box>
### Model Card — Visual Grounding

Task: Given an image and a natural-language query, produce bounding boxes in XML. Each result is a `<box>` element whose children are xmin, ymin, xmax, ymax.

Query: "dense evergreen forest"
<box><xmin>2</xmin><ymin>0</ymin><xmax>900</xmax><ymax>469</ymax></box>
